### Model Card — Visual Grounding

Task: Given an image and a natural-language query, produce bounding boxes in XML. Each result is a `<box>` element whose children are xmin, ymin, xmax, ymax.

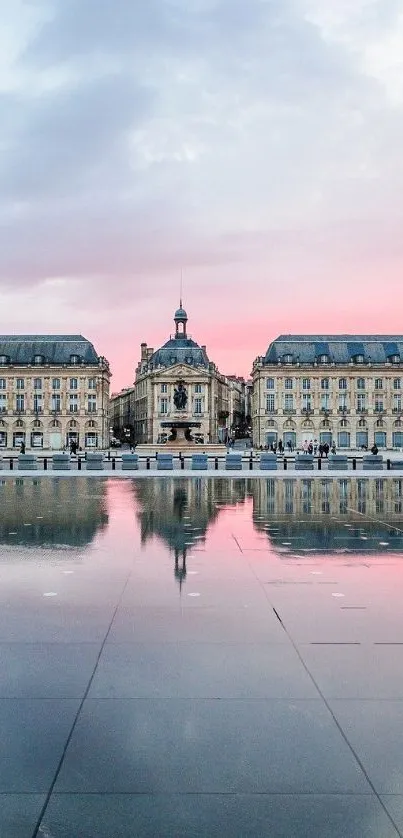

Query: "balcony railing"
<box><xmin>265</xmin><ymin>409</ymin><xmax>277</xmax><ymax>414</ymax></box>
<box><xmin>13</xmin><ymin>409</ymin><xmax>26</xmax><ymax>415</ymax></box>
<box><xmin>302</xmin><ymin>407</ymin><xmax>313</xmax><ymax>414</ymax></box>
<box><xmin>356</xmin><ymin>408</ymin><xmax>368</xmax><ymax>414</ymax></box>
<box><xmin>283</xmin><ymin>408</ymin><xmax>296</xmax><ymax>414</ymax></box>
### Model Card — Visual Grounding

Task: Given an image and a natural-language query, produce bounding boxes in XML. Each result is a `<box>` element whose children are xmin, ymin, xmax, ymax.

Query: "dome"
<box><xmin>149</xmin><ymin>338</ymin><xmax>209</xmax><ymax>369</ymax></box>
<box><xmin>174</xmin><ymin>306</ymin><xmax>188</xmax><ymax>320</ymax></box>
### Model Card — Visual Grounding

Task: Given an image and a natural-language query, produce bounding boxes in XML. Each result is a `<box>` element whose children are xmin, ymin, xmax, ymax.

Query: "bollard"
<box><xmin>10</xmin><ymin>457</ymin><xmax>13</xmax><ymax>471</ymax></box>
<box><xmin>112</xmin><ymin>457</ymin><xmax>116</xmax><ymax>471</ymax></box>
<box><xmin>283</xmin><ymin>458</ymin><xmax>287</xmax><ymax>470</ymax></box>
<box><xmin>44</xmin><ymin>458</ymin><xmax>47</xmax><ymax>471</ymax></box>
<box><xmin>352</xmin><ymin>458</ymin><xmax>356</xmax><ymax>471</ymax></box>
<box><xmin>249</xmin><ymin>456</ymin><xmax>253</xmax><ymax>471</ymax></box>
<box><xmin>387</xmin><ymin>458</ymin><xmax>391</xmax><ymax>471</ymax></box>
<box><xmin>78</xmin><ymin>457</ymin><xmax>82</xmax><ymax>471</ymax></box>
<box><xmin>146</xmin><ymin>457</ymin><xmax>150</xmax><ymax>471</ymax></box>
<box><xmin>108</xmin><ymin>451</ymin><xmax>111</xmax><ymax>461</ymax></box>
<box><xmin>215</xmin><ymin>457</ymin><xmax>218</xmax><ymax>471</ymax></box>
<box><xmin>317</xmin><ymin>457</ymin><xmax>321</xmax><ymax>471</ymax></box>
<box><xmin>181</xmin><ymin>457</ymin><xmax>185</xmax><ymax>470</ymax></box>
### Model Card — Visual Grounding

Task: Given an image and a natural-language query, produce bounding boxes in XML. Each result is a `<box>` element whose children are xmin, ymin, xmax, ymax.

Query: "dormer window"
<box><xmin>283</xmin><ymin>354</ymin><xmax>293</xmax><ymax>364</ymax></box>
<box><xmin>0</xmin><ymin>355</ymin><xmax>9</xmax><ymax>365</ymax></box>
<box><xmin>319</xmin><ymin>354</ymin><xmax>329</xmax><ymax>364</ymax></box>
<box><xmin>70</xmin><ymin>354</ymin><xmax>80</xmax><ymax>365</ymax></box>
<box><xmin>353</xmin><ymin>354</ymin><xmax>364</xmax><ymax>364</ymax></box>
<box><xmin>33</xmin><ymin>354</ymin><xmax>44</xmax><ymax>365</ymax></box>
<box><xmin>390</xmin><ymin>354</ymin><xmax>400</xmax><ymax>364</ymax></box>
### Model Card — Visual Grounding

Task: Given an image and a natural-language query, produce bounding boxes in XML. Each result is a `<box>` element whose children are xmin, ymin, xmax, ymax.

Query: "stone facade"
<box><xmin>109</xmin><ymin>387</ymin><xmax>135</xmax><ymax>443</ymax></box>
<box><xmin>0</xmin><ymin>335</ymin><xmax>110</xmax><ymax>450</ymax></box>
<box><xmin>133</xmin><ymin>305</ymin><xmax>231</xmax><ymax>444</ymax></box>
<box><xmin>252</xmin><ymin>335</ymin><xmax>403</xmax><ymax>450</ymax></box>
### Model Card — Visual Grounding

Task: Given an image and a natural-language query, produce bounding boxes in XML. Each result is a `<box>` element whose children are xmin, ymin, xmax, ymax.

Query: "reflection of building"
<box><xmin>0</xmin><ymin>335</ymin><xmax>110</xmax><ymax>450</ymax></box>
<box><xmin>133</xmin><ymin>478</ymin><xmax>248</xmax><ymax>587</ymax></box>
<box><xmin>133</xmin><ymin>304</ymin><xmax>231</xmax><ymax>444</ymax></box>
<box><xmin>0</xmin><ymin>478</ymin><xmax>108</xmax><ymax>547</ymax></box>
<box><xmin>252</xmin><ymin>335</ymin><xmax>403</xmax><ymax>450</ymax></box>
<box><xmin>250</xmin><ymin>477</ymin><xmax>403</xmax><ymax>552</ymax></box>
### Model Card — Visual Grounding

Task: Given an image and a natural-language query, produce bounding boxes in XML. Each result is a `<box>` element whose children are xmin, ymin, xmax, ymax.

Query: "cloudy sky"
<box><xmin>1</xmin><ymin>0</ymin><xmax>403</xmax><ymax>389</ymax></box>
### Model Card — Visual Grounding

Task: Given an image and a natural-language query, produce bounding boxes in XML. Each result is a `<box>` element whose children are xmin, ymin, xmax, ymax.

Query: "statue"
<box><xmin>173</xmin><ymin>382</ymin><xmax>188</xmax><ymax>410</ymax></box>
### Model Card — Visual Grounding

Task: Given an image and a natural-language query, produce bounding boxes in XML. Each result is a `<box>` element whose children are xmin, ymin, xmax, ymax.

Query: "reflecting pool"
<box><xmin>1</xmin><ymin>477</ymin><xmax>403</xmax><ymax>838</ymax></box>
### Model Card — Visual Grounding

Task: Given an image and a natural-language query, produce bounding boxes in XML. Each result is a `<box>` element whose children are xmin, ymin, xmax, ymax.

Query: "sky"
<box><xmin>1</xmin><ymin>0</ymin><xmax>403</xmax><ymax>391</ymax></box>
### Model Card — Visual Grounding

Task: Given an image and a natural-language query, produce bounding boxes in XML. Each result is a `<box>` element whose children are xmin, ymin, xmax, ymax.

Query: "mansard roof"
<box><xmin>0</xmin><ymin>335</ymin><xmax>100</xmax><ymax>365</ymax></box>
<box><xmin>264</xmin><ymin>335</ymin><xmax>403</xmax><ymax>365</ymax></box>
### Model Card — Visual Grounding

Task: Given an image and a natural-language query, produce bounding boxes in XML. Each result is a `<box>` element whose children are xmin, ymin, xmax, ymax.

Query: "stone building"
<box><xmin>252</xmin><ymin>335</ymin><xmax>403</xmax><ymax>450</ymax></box>
<box><xmin>109</xmin><ymin>386</ymin><xmax>135</xmax><ymax>443</ymax></box>
<box><xmin>0</xmin><ymin>335</ymin><xmax>110</xmax><ymax>450</ymax></box>
<box><xmin>133</xmin><ymin>304</ymin><xmax>230</xmax><ymax>444</ymax></box>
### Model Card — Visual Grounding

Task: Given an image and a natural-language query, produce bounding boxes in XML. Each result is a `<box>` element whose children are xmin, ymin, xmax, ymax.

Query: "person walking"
<box><xmin>20</xmin><ymin>440</ymin><xmax>25</xmax><ymax>455</ymax></box>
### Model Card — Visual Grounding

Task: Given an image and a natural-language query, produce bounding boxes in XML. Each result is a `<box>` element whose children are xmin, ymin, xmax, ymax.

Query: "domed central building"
<box><xmin>133</xmin><ymin>303</ymin><xmax>231</xmax><ymax>445</ymax></box>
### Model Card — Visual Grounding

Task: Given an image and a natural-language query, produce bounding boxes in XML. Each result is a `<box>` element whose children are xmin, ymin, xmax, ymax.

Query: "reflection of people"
<box><xmin>173</xmin><ymin>383</ymin><xmax>187</xmax><ymax>410</ymax></box>
<box><xmin>20</xmin><ymin>441</ymin><xmax>26</xmax><ymax>454</ymax></box>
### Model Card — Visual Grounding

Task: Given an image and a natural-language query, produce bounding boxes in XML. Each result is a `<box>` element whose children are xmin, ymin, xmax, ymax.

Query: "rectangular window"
<box><xmin>0</xmin><ymin>378</ymin><xmax>6</xmax><ymax>390</ymax></box>
<box><xmin>394</xmin><ymin>378</ymin><xmax>401</xmax><ymax>390</ymax></box>
<box><xmin>88</xmin><ymin>377</ymin><xmax>97</xmax><ymax>389</ymax></box>
<box><xmin>85</xmin><ymin>432</ymin><xmax>98</xmax><ymax>447</ymax></box>
<box><xmin>284</xmin><ymin>394</ymin><xmax>294</xmax><ymax>411</ymax></box>
<box><xmin>339</xmin><ymin>378</ymin><xmax>347</xmax><ymax>390</ymax></box>
<box><xmin>160</xmin><ymin>397</ymin><xmax>168</xmax><ymax>415</ymax></box>
<box><xmin>0</xmin><ymin>394</ymin><xmax>7</xmax><ymax>413</ymax></box>
<box><xmin>194</xmin><ymin>397</ymin><xmax>202</xmax><ymax>415</ymax></box>
<box><xmin>16</xmin><ymin>378</ymin><xmax>24</xmax><ymax>390</ymax></box>
<box><xmin>33</xmin><ymin>394</ymin><xmax>42</xmax><ymax>413</ymax></box>
<box><xmin>393</xmin><ymin>394</ymin><xmax>402</xmax><ymax>412</ymax></box>
<box><xmin>266</xmin><ymin>378</ymin><xmax>275</xmax><ymax>389</ymax></box>
<box><xmin>33</xmin><ymin>378</ymin><xmax>42</xmax><ymax>390</ymax></box>
<box><xmin>161</xmin><ymin>383</ymin><xmax>167</xmax><ymax>393</ymax></box>
<box><xmin>302</xmin><ymin>393</ymin><xmax>312</xmax><ymax>411</ymax></box>
<box><xmin>320</xmin><ymin>378</ymin><xmax>329</xmax><ymax>390</ymax></box>
<box><xmin>69</xmin><ymin>394</ymin><xmax>79</xmax><ymax>413</ymax></box>
<box><xmin>87</xmin><ymin>395</ymin><xmax>97</xmax><ymax>413</ymax></box>
<box><xmin>284</xmin><ymin>378</ymin><xmax>293</xmax><ymax>390</ymax></box>
<box><xmin>302</xmin><ymin>378</ymin><xmax>310</xmax><ymax>390</ymax></box>
<box><xmin>51</xmin><ymin>394</ymin><xmax>61</xmax><ymax>412</ymax></box>
<box><xmin>266</xmin><ymin>394</ymin><xmax>275</xmax><ymax>412</ymax></box>
<box><xmin>16</xmin><ymin>394</ymin><xmax>25</xmax><ymax>411</ymax></box>
<box><xmin>69</xmin><ymin>378</ymin><xmax>78</xmax><ymax>390</ymax></box>
<box><xmin>194</xmin><ymin>384</ymin><xmax>202</xmax><ymax>393</ymax></box>
<box><xmin>375</xmin><ymin>378</ymin><xmax>383</xmax><ymax>390</ymax></box>
<box><xmin>321</xmin><ymin>393</ymin><xmax>330</xmax><ymax>410</ymax></box>
<box><xmin>357</xmin><ymin>378</ymin><xmax>365</xmax><ymax>390</ymax></box>
<box><xmin>338</xmin><ymin>393</ymin><xmax>347</xmax><ymax>409</ymax></box>
<box><xmin>357</xmin><ymin>394</ymin><xmax>366</xmax><ymax>412</ymax></box>
<box><xmin>52</xmin><ymin>378</ymin><xmax>60</xmax><ymax>390</ymax></box>
<box><xmin>374</xmin><ymin>398</ymin><xmax>384</xmax><ymax>412</ymax></box>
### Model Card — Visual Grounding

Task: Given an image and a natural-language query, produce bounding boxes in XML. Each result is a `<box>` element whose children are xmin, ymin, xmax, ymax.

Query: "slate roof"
<box><xmin>264</xmin><ymin>335</ymin><xmax>403</xmax><ymax>365</ymax></box>
<box><xmin>0</xmin><ymin>335</ymin><xmax>100</xmax><ymax>365</ymax></box>
<box><xmin>150</xmin><ymin>337</ymin><xmax>209</xmax><ymax>369</ymax></box>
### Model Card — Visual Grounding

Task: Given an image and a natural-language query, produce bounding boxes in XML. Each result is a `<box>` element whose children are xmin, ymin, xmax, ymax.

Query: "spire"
<box><xmin>174</xmin><ymin>297</ymin><xmax>188</xmax><ymax>338</ymax></box>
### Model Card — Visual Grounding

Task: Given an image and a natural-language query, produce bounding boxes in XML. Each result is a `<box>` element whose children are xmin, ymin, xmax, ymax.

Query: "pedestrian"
<box><xmin>323</xmin><ymin>442</ymin><xmax>329</xmax><ymax>458</ymax></box>
<box><xmin>278</xmin><ymin>440</ymin><xmax>283</xmax><ymax>454</ymax></box>
<box><xmin>303</xmin><ymin>439</ymin><xmax>308</xmax><ymax>454</ymax></box>
<box><xmin>318</xmin><ymin>444</ymin><xmax>324</xmax><ymax>458</ymax></box>
<box><xmin>371</xmin><ymin>443</ymin><xmax>378</xmax><ymax>455</ymax></box>
<box><xmin>308</xmin><ymin>441</ymin><xmax>313</xmax><ymax>455</ymax></box>
<box><xmin>20</xmin><ymin>440</ymin><xmax>25</xmax><ymax>454</ymax></box>
<box><xmin>313</xmin><ymin>439</ymin><xmax>318</xmax><ymax>456</ymax></box>
<box><xmin>331</xmin><ymin>443</ymin><xmax>336</xmax><ymax>455</ymax></box>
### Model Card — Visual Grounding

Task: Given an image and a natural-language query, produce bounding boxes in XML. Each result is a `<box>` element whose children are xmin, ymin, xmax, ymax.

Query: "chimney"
<box><xmin>140</xmin><ymin>342</ymin><xmax>147</xmax><ymax>361</ymax></box>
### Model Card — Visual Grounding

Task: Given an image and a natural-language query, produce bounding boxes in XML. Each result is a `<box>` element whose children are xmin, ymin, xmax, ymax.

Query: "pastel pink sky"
<box><xmin>1</xmin><ymin>1</ymin><xmax>403</xmax><ymax>391</ymax></box>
